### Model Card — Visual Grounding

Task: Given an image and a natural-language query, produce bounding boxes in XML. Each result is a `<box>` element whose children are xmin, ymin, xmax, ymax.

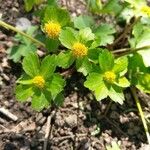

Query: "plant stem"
<box><xmin>104</xmin><ymin>101</ymin><xmax>112</xmax><ymax>116</ymax></box>
<box><xmin>113</xmin><ymin>45</ymin><xmax>150</xmax><ymax>57</ymax></box>
<box><xmin>130</xmin><ymin>87</ymin><xmax>150</xmax><ymax>145</ymax></box>
<box><xmin>0</xmin><ymin>20</ymin><xmax>45</xmax><ymax>48</ymax></box>
<box><xmin>112</xmin><ymin>16</ymin><xmax>141</xmax><ymax>47</ymax></box>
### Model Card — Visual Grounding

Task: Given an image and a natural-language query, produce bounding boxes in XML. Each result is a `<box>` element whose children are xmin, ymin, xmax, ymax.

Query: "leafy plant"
<box><xmin>0</xmin><ymin>0</ymin><xmax>150</xmax><ymax>144</ymax></box>
<box><xmin>84</xmin><ymin>50</ymin><xmax>129</xmax><ymax>104</ymax></box>
<box><xmin>41</xmin><ymin>6</ymin><xmax>71</xmax><ymax>51</ymax></box>
<box><xmin>15</xmin><ymin>52</ymin><xmax>65</xmax><ymax>111</ymax></box>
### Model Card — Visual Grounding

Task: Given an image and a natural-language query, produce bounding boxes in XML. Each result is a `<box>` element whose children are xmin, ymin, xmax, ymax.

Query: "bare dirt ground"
<box><xmin>0</xmin><ymin>0</ymin><xmax>150</xmax><ymax>150</ymax></box>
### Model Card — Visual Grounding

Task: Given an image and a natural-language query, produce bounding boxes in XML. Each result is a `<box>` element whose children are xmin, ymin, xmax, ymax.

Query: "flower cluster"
<box><xmin>141</xmin><ymin>5</ymin><xmax>150</xmax><ymax>17</ymax></box>
<box><xmin>72</xmin><ymin>42</ymin><xmax>88</xmax><ymax>57</ymax></box>
<box><xmin>103</xmin><ymin>71</ymin><xmax>116</xmax><ymax>84</ymax></box>
<box><xmin>44</xmin><ymin>21</ymin><xmax>61</xmax><ymax>39</ymax></box>
<box><xmin>32</xmin><ymin>76</ymin><xmax>45</xmax><ymax>88</ymax></box>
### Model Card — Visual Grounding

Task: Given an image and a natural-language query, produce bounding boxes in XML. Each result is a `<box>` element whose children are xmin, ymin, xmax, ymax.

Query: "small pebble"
<box><xmin>65</xmin><ymin>114</ymin><xmax>77</xmax><ymax>128</ymax></box>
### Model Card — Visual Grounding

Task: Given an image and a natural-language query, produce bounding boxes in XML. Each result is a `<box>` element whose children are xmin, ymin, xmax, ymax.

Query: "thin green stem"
<box><xmin>115</xmin><ymin>45</ymin><xmax>150</xmax><ymax>54</ymax></box>
<box><xmin>113</xmin><ymin>45</ymin><xmax>150</xmax><ymax>57</ymax></box>
<box><xmin>130</xmin><ymin>87</ymin><xmax>150</xmax><ymax>145</ymax></box>
<box><xmin>0</xmin><ymin>20</ymin><xmax>45</xmax><ymax>48</ymax></box>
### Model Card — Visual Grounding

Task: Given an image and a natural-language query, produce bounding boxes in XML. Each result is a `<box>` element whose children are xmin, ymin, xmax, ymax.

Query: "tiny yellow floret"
<box><xmin>103</xmin><ymin>71</ymin><xmax>116</xmax><ymax>84</ymax></box>
<box><xmin>141</xmin><ymin>5</ymin><xmax>150</xmax><ymax>17</ymax></box>
<box><xmin>72</xmin><ymin>42</ymin><xmax>88</xmax><ymax>57</ymax></box>
<box><xmin>32</xmin><ymin>76</ymin><xmax>45</xmax><ymax>88</ymax></box>
<box><xmin>44</xmin><ymin>21</ymin><xmax>61</xmax><ymax>38</ymax></box>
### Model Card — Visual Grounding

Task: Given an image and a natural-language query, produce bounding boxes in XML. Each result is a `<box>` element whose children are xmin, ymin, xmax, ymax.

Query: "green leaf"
<box><xmin>16</xmin><ymin>74</ymin><xmax>33</xmax><ymax>85</ymax></box>
<box><xmin>47</xmin><ymin>0</ymin><xmax>58</xmax><ymax>6</ymax></box>
<box><xmin>47</xmin><ymin>74</ymin><xmax>65</xmax><ymax>99</ymax></box>
<box><xmin>34</xmin><ymin>0</ymin><xmax>44</xmax><ymax>5</ymax></box>
<box><xmin>87</xmin><ymin>0</ymin><xmax>102</xmax><ymax>13</ymax></box>
<box><xmin>8</xmin><ymin>44</ymin><xmax>36</xmax><ymax>63</ymax></box>
<box><xmin>115</xmin><ymin>77</ymin><xmax>130</xmax><ymax>88</ymax></box>
<box><xmin>24</xmin><ymin>0</ymin><xmax>44</xmax><ymax>12</ymax></box>
<box><xmin>113</xmin><ymin>56</ymin><xmax>128</xmax><ymax>75</ymax></box>
<box><xmin>57</xmin><ymin>51</ymin><xmax>74</xmax><ymax>69</ymax></box>
<box><xmin>84</xmin><ymin>73</ymin><xmax>103</xmax><ymax>91</ymax></box>
<box><xmin>26</xmin><ymin>26</ymin><xmax>38</xmax><ymax>36</ymax></box>
<box><xmin>95</xmin><ymin>83</ymin><xmax>109</xmax><ymax>100</ymax></box>
<box><xmin>128</xmin><ymin>53</ymin><xmax>148</xmax><ymax>73</ymax></box>
<box><xmin>45</xmin><ymin>38</ymin><xmax>59</xmax><ymax>52</ymax></box>
<box><xmin>44</xmin><ymin>6</ymin><xmax>70</xmax><ymax>26</ymax></box>
<box><xmin>108</xmin><ymin>85</ymin><xmax>124</xmax><ymax>104</ymax></box>
<box><xmin>137</xmin><ymin>73</ymin><xmax>150</xmax><ymax>93</ymax></box>
<box><xmin>84</xmin><ymin>73</ymin><xmax>108</xmax><ymax>100</ymax></box>
<box><xmin>22</xmin><ymin>44</ymin><xmax>37</xmax><ymax>56</ymax></box>
<box><xmin>132</xmin><ymin>22</ymin><xmax>143</xmax><ymax>44</ymax></box>
<box><xmin>78</xmin><ymin>27</ymin><xmax>95</xmax><ymax>43</ymax></box>
<box><xmin>31</xmin><ymin>92</ymin><xmax>50</xmax><ymax>111</ymax></box>
<box><xmin>23</xmin><ymin>52</ymin><xmax>40</xmax><ymax>77</ymax></box>
<box><xmin>94</xmin><ymin>23</ymin><xmax>116</xmax><ymax>46</ymax></box>
<box><xmin>125</xmin><ymin>0</ymin><xmax>146</xmax><ymax>8</ymax></box>
<box><xmin>128</xmin><ymin>54</ymin><xmax>143</xmax><ymax>85</ymax></box>
<box><xmin>7</xmin><ymin>46</ymin><xmax>23</xmax><ymax>62</ymax></box>
<box><xmin>40</xmin><ymin>55</ymin><xmax>56</xmax><ymax>79</ymax></box>
<box><xmin>88</xmin><ymin>48</ymin><xmax>103</xmax><ymax>63</ymax></box>
<box><xmin>99</xmin><ymin>50</ymin><xmax>114</xmax><ymax>72</ymax></box>
<box><xmin>24</xmin><ymin>0</ymin><xmax>34</xmax><ymax>12</ymax></box>
<box><xmin>15</xmin><ymin>85</ymin><xmax>33</xmax><ymax>102</ymax></box>
<box><xmin>90</xmin><ymin>38</ymin><xmax>101</xmax><ymax>49</ymax></box>
<box><xmin>7</xmin><ymin>26</ymin><xmax>38</xmax><ymax>62</ymax></box>
<box><xmin>131</xmin><ymin>24</ymin><xmax>150</xmax><ymax>67</ymax></box>
<box><xmin>73</xmin><ymin>15</ymin><xmax>95</xmax><ymax>29</ymax></box>
<box><xmin>59</xmin><ymin>27</ymin><xmax>77</xmax><ymax>49</ymax></box>
<box><xmin>76</xmin><ymin>57</ymin><xmax>93</xmax><ymax>76</ymax></box>
<box><xmin>102</xmin><ymin>0</ymin><xmax>123</xmax><ymax>15</ymax></box>
<box><xmin>136</xmin><ymin>27</ymin><xmax>150</xmax><ymax>67</ymax></box>
<box><xmin>53</xmin><ymin>92</ymin><xmax>64</xmax><ymax>106</ymax></box>
<box><xmin>17</xmin><ymin>79</ymin><xmax>33</xmax><ymax>85</ymax></box>
<box><xmin>138</xmin><ymin>50</ymin><xmax>150</xmax><ymax>67</ymax></box>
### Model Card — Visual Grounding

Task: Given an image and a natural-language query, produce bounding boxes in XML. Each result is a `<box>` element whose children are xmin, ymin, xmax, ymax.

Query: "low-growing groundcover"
<box><xmin>1</xmin><ymin>0</ymin><xmax>150</xmax><ymax>149</ymax></box>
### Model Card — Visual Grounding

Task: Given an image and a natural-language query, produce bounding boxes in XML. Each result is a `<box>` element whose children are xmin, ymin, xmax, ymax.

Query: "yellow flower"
<box><xmin>141</xmin><ymin>5</ymin><xmax>150</xmax><ymax>17</ymax></box>
<box><xmin>103</xmin><ymin>71</ymin><xmax>116</xmax><ymax>84</ymax></box>
<box><xmin>32</xmin><ymin>76</ymin><xmax>45</xmax><ymax>88</ymax></box>
<box><xmin>72</xmin><ymin>42</ymin><xmax>88</xmax><ymax>57</ymax></box>
<box><xmin>44</xmin><ymin>21</ymin><xmax>61</xmax><ymax>38</ymax></box>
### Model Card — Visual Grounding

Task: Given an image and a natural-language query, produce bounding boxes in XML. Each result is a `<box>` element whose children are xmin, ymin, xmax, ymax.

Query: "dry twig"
<box><xmin>43</xmin><ymin>111</ymin><xmax>55</xmax><ymax>150</ymax></box>
<box><xmin>0</xmin><ymin>107</ymin><xmax>18</xmax><ymax>121</ymax></box>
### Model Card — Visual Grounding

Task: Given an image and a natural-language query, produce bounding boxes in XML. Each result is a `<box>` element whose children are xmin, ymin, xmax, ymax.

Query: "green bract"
<box><xmin>84</xmin><ymin>50</ymin><xmax>129</xmax><ymax>104</ymax></box>
<box><xmin>15</xmin><ymin>52</ymin><xmax>65</xmax><ymax>111</ymax></box>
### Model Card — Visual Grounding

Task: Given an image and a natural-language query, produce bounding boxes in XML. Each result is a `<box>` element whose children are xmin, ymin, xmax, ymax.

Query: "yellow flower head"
<box><xmin>141</xmin><ymin>5</ymin><xmax>150</xmax><ymax>17</ymax></box>
<box><xmin>44</xmin><ymin>21</ymin><xmax>61</xmax><ymax>39</ymax></box>
<box><xmin>103</xmin><ymin>71</ymin><xmax>116</xmax><ymax>84</ymax></box>
<box><xmin>72</xmin><ymin>42</ymin><xmax>88</xmax><ymax>57</ymax></box>
<box><xmin>32</xmin><ymin>76</ymin><xmax>45</xmax><ymax>88</ymax></box>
